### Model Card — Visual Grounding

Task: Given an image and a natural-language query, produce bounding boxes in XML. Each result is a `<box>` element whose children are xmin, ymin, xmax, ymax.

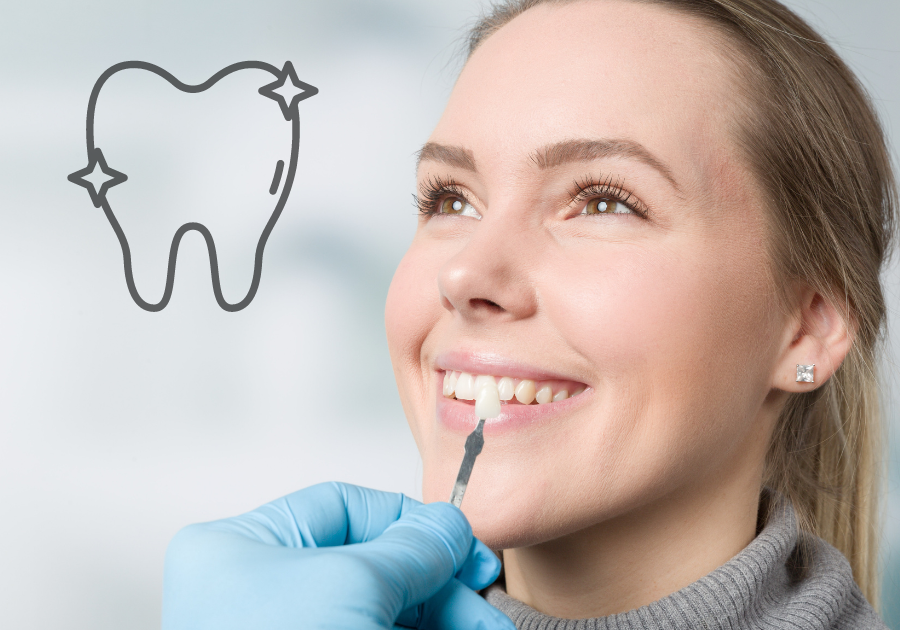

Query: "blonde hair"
<box><xmin>465</xmin><ymin>0</ymin><xmax>897</xmax><ymax>606</ymax></box>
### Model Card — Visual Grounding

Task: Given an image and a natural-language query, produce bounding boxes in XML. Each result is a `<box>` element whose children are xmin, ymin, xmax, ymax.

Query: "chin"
<box><xmin>422</xmin><ymin>469</ymin><xmax>588</xmax><ymax>550</ymax></box>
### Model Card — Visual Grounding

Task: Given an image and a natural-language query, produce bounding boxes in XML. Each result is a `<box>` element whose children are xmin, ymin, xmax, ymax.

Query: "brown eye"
<box><xmin>581</xmin><ymin>198</ymin><xmax>631</xmax><ymax>215</ymax></box>
<box><xmin>438</xmin><ymin>196</ymin><xmax>482</xmax><ymax>219</ymax></box>
<box><xmin>440</xmin><ymin>197</ymin><xmax>466</xmax><ymax>214</ymax></box>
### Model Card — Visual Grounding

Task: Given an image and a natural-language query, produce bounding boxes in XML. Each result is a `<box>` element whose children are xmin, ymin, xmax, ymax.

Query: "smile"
<box><xmin>436</xmin><ymin>369</ymin><xmax>591</xmax><ymax>434</ymax></box>
<box><xmin>442</xmin><ymin>370</ymin><xmax>587</xmax><ymax>405</ymax></box>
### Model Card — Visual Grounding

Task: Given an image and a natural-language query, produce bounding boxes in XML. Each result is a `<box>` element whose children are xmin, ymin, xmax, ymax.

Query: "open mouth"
<box><xmin>442</xmin><ymin>370</ymin><xmax>587</xmax><ymax>405</ymax></box>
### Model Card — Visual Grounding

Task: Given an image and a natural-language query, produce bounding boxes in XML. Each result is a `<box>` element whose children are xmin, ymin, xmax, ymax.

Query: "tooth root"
<box><xmin>515</xmin><ymin>379</ymin><xmax>536</xmax><ymax>404</ymax></box>
<box><xmin>552</xmin><ymin>389</ymin><xmax>569</xmax><ymax>402</ymax></box>
<box><xmin>497</xmin><ymin>376</ymin><xmax>515</xmax><ymax>401</ymax></box>
<box><xmin>475</xmin><ymin>382</ymin><xmax>501</xmax><ymax>419</ymax></box>
<box><xmin>536</xmin><ymin>385</ymin><xmax>553</xmax><ymax>404</ymax></box>
<box><xmin>455</xmin><ymin>372</ymin><xmax>476</xmax><ymax>400</ymax></box>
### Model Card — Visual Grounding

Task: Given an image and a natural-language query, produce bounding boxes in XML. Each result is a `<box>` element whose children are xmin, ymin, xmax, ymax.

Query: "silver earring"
<box><xmin>796</xmin><ymin>364</ymin><xmax>815</xmax><ymax>383</ymax></box>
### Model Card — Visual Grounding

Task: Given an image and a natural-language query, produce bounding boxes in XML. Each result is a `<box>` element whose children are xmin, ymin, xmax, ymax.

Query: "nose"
<box><xmin>437</xmin><ymin>208</ymin><xmax>539</xmax><ymax>323</ymax></box>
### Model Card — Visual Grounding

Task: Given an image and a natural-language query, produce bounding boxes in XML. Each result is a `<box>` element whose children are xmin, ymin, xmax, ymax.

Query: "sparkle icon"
<box><xmin>258</xmin><ymin>61</ymin><xmax>318</xmax><ymax>121</ymax></box>
<box><xmin>68</xmin><ymin>147</ymin><xmax>128</xmax><ymax>208</ymax></box>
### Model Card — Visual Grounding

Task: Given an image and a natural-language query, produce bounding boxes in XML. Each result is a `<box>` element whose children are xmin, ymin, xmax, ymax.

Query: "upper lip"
<box><xmin>434</xmin><ymin>349</ymin><xmax>586</xmax><ymax>384</ymax></box>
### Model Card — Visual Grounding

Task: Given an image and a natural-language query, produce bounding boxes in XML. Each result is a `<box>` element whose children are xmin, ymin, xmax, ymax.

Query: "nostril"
<box><xmin>470</xmin><ymin>298</ymin><xmax>504</xmax><ymax>312</ymax></box>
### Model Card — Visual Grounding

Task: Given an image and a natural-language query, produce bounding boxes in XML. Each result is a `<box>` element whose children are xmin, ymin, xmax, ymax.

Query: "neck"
<box><xmin>502</xmin><ymin>468</ymin><xmax>764</xmax><ymax>619</ymax></box>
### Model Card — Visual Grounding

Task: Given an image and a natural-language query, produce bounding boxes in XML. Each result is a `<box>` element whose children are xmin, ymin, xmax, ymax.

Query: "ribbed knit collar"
<box><xmin>484</xmin><ymin>494</ymin><xmax>883</xmax><ymax>629</ymax></box>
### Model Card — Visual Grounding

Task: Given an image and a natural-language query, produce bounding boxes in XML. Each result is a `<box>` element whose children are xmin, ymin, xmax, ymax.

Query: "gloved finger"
<box><xmin>280</xmin><ymin>481</ymin><xmax>424</xmax><ymax>546</ymax></box>
<box><xmin>204</xmin><ymin>482</ymin><xmax>422</xmax><ymax>548</ymax></box>
<box><xmin>355</xmin><ymin>501</ymin><xmax>474</xmax><ymax>613</ymax></box>
<box><xmin>455</xmin><ymin>538</ymin><xmax>502</xmax><ymax>591</ymax></box>
<box><xmin>397</xmin><ymin>578</ymin><xmax>517</xmax><ymax>630</ymax></box>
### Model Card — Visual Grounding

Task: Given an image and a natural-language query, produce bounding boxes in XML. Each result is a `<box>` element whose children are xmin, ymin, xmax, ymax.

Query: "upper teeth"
<box><xmin>442</xmin><ymin>371</ymin><xmax>585</xmax><ymax>405</ymax></box>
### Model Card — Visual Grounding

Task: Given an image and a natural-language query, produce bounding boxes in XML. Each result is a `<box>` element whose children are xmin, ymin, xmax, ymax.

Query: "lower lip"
<box><xmin>436</xmin><ymin>380</ymin><xmax>590</xmax><ymax>435</ymax></box>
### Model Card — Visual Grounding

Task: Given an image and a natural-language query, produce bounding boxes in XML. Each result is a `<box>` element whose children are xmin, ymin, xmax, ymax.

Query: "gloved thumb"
<box><xmin>350</xmin><ymin>501</ymin><xmax>477</xmax><ymax>615</ymax></box>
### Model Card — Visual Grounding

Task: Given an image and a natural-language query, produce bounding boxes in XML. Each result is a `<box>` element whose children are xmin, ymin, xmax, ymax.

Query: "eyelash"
<box><xmin>414</xmin><ymin>175</ymin><xmax>468</xmax><ymax>216</ymax></box>
<box><xmin>568</xmin><ymin>174</ymin><xmax>649</xmax><ymax>218</ymax></box>
<box><xmin>413</xmin><ymin>174</ymin><xmax>648</xmax><ymax>218</ymax></box>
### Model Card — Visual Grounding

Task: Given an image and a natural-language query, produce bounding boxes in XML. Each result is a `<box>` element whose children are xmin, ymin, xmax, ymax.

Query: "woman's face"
<box><xmin>386</xmin><ymin>0</ymin><xmax>789</xmax><ymax>548</ymax></box>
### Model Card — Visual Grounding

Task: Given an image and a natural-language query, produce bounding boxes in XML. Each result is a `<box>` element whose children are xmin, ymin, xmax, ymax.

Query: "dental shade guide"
<box><xmin>448</xmin><ymin>382</ymin><xmax>501</xmax><ymax>508</ymax></box>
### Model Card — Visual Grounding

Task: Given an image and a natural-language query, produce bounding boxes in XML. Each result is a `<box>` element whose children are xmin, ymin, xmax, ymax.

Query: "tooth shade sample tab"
<box><xmin>475</xmin><ymin>383</ymin><xmax>502</xmax><ymax>419</ymax></box>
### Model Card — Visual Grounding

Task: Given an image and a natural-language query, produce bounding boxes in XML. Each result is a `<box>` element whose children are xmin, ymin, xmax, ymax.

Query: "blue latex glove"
<box><xmin>162</xmin><ymin>482</ymin><xmax>515</xmax><ymax>630</ymax></box>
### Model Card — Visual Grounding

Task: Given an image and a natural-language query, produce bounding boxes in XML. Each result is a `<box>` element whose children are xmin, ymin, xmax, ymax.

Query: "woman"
<box><xmin>163</xmin><ymin>1</ymin><xmax>895</xmax><ymax>628</ymax></box>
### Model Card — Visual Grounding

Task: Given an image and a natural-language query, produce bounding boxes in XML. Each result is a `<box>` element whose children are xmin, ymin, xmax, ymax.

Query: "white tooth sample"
<box><xmin>443</xmin><ymin>372</ymin><xmax>453</xmax><ymax>397</ymax></box>
<box><xmin>474</xmin><ymin>374</ymin><xmax>496</xmax><ymax>392</ymax></box>
<box><xmin>497</xmin><ymin>376</ymin><xmax>515</xmax><ymax>401</ymax></box>
<box><xmin>475</xmin><ymin>382</ymin><xmax>502</xmax><ymax>419</ymax></box>
<box><xmin>552</xmin><ymin>389</ymin><xmax>569</xmax><ymax>402</ymax></box>
<box><xmin>455</xmin><ymin>372</ymin><xmax>476</xmax><ymax>400</ymax></box>
<box><xmin>515</xmin><ymin>379</ymin><xmax>536</xmax><ymax>404</ymax></box>
<box><xmin>536</xmin><ymin>385</ymin><xmax>553</xmax><ymax>404</ymax></box>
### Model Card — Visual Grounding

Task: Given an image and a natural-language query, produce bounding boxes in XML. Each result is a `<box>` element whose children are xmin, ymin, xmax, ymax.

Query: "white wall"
<box><xmin>0</xmin><ymin>1</ymin><xmax>897</xmax><ymax>628</ymax></box>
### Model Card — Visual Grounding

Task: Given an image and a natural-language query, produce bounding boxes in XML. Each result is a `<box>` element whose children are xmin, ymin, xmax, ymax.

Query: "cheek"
<box><xmin>549</xmin><ymin>227</ymin><xmax>772</xmax><ymax>369</ymax></box>
<box><xmin>385</xmin><ymin>241</ymin><xmax>444</xmax><ymax>439</ymax></box>
<box><xmin>544</xmin><ymin>235</ymin><xmax>776</xmax><ymax>471</ymax></box>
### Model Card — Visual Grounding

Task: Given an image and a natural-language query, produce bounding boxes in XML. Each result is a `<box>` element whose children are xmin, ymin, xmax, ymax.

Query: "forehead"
<box><xmin>431</xmin><ymin>0</ymin><xmax>744</xmax><ymax>192</ymax></box>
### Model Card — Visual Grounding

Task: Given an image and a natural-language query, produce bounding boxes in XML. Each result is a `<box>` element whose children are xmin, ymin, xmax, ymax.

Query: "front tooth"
<box><xmin>536</xmin><ymin>385</ymin><xmax>553</xmax><ymax>404</ymax></box>
<box><xmin>474</xmin><ymin>374</ymin><xmax>496</xmax><ymax>391</ymax></box>
<box><xmin>497</xmin><ymin>376</ymin><xmax>515</xmax><ymax>401</ymax></box>
<box><xmin>449</xmin><ymin>371</ymin><xmax>459</xmax><ymax>396</ymax></box>
<box><xmin>475</xmin><ymin>382</ymin><xmax>502</xmax><ymax>419</ymax></box>
<box><xmin>515</xmin><ymin>379</ymin><xmax>536</xmax><ymax>404</ymax></box>
<box><xmin>552</xmin><ymin>389</ymin><xmax>569</xmax><ymax>402</ymax></box>
<box><xmin>455</xmin><ymin>372</ymin><xmax>476</xmax><ymax>400</ymax></box>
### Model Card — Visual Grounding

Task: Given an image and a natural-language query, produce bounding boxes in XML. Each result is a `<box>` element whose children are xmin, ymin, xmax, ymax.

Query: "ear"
<box><xmin>773</xmin><ymin>286</ymin><xmax>855</xmax><ymax>392</ymax></box>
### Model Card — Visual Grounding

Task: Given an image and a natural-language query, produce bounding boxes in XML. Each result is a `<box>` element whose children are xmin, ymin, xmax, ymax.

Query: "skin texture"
<box><xmin>384</xmin><ymin>0</ymin><xmax>853</xmax><ymax>619</ymax></box>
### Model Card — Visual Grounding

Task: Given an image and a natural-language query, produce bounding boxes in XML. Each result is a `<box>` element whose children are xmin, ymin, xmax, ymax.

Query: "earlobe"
<box><xmin>773</xmin><ymin>289</ymin><xmax>854</xmax><ymax>393</ymax></box>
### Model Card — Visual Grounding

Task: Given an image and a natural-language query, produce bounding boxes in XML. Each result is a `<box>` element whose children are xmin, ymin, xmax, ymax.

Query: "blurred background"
<box><xmin>0</xmin><ymin>0</ymin><xmax>897</xmax><ymax>628</ymax></box>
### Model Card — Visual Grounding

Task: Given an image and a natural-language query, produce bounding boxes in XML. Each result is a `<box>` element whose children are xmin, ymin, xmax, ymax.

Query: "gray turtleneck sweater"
<box><xmin>484</xmin><ymin>497</ymin><xmax>887</xmax><ymax>629</ymax></box>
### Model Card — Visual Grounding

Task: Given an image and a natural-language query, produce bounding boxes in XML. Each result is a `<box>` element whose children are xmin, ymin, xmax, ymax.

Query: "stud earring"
<box><xmin>796</xmin><ymin>364</ymin><xmax>815</xmax><ymax>383</ymax></box>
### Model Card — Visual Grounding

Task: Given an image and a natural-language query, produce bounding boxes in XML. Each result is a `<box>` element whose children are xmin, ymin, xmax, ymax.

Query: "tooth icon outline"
<box><xmin>68</xmin><ymin>60</ymin><xmax>317</xmax><ymax>312</ymax></box>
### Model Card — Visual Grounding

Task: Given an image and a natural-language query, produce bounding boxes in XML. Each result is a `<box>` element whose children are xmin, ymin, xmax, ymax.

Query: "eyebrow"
<box><xmin>416</xmin><ymin>142</ymin><xmax>477</xmax><ymax>172</ymax></box>
<box><xmin>416</xmin><ymin>138</ymin><xmax>680</xmax><ymax>192</ymax></box>
<box><xmin>532</xmin><ymin>139</ymin><xmax>680</xmax><ymax>191</ymax></box>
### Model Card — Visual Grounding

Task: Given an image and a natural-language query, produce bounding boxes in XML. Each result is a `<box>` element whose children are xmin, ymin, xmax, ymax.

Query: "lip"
<box><xmin>436</xmin><ymin>380</ymin><xmax>592</xmax><ymax>434</ymax></box>
<box><xmin>434</xmin><ymin>350</ymin><xmax>591</xmax><ymax>435</ymax></box>
<box><xmin>434</xmin><ymin>350</ymin><xmax>586</xmax><ymax>384</ymax></box>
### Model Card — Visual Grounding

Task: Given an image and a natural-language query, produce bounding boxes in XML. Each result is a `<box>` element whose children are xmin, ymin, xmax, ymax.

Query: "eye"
<box><xmin>439</xmin><ymin>196</ymin><xmax>482</xmax><ymax>219</ymax></box>
<box><xmin>580</xmin><ymin>198</ymin><xmax>633</xmax><ymax>216</ymax></box>
<box><xmin>568</xmin><ymin>175</ymin><xmax>649</xmax><ymax>219</ymax></box>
